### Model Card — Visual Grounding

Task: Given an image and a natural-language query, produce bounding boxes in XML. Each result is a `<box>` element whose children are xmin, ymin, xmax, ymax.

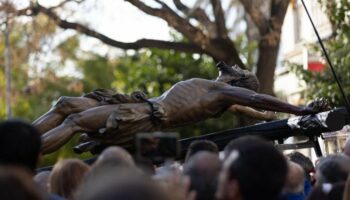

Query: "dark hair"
<box><xmin>232</xmin><ymin>73</ymin><xmax>260</xmax><ymax>92</ymax></box>
<box><xmin>77</xmin><ymin>167</ymin><xmax>167</xmax><ymax>200</ymax></box>
<box><xmin>0</xmin><ymin>120</ymin><xmax>41</xmax><ymax>172</ymax></box>
<box><xmin>316</xmin><ymin>155</ymin><xmax>350</xmax><ymax>184</ymax></box>
<box><xmin>183</xmin><ymin>152</ymin><xmax>221</xmax><ymax>200</ymax></box>
<box><xmin>307</xmin><ymin>182</ymin><xmax>345</xmax><ymax>200</ymax></box>
<box><xmin>287</xmin><ymin>151</ymin><xmax>315</xmax><ymax>180</ymax></box>
<box><xmin>185</xmin><ymin>140</ymin><xmax>219</xmax><ymax>162</ymax></box>
<box><xmin>216</xmin><ymin>61</ymin><xmax>260</xmax><ymax>92</ymax></box>
<box><xmin>0</xmin><ymin>166</ymin><xmax>45</xmax><ymax>200</ymax></box>
<box><xmin>225</xmin><ymin>136</ymin><xmax>287</xmax><ymax>200</ymax></box>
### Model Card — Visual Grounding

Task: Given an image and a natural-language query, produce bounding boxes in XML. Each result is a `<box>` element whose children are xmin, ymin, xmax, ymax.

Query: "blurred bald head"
<box><xmin>95</xmin><ymin>146</ymin><xmax>134</xmax><ymax>167</ymax></box>
<box><xmin>183</xmin><ymin>152</ymin><xmax>221</xmax><ymax>200</ymax></box>
<box><xmin>343</xmin><ymin>137</ymin><xmax>350</xmax><ymax>156</ymax></box>
<box><xmin>33</xmin><ymin>171</ymin><xmax>51</xmax><ymax>193</ymax></box>
<box><xmin>284</xmin><ymin>161</ymin><xmax>305</xmax><ymax>194</ymax></box>
<box><xmin>184</xmin><ymin>151</ymin><xmax>221</xmax><ymax>173</ymax></box>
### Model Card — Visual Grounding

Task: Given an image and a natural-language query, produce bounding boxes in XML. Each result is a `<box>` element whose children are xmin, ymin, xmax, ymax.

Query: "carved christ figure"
<box><xmin>33</xmin><ymin>62</ymin><xmax>329</xmax><ymax>154</ymax></box>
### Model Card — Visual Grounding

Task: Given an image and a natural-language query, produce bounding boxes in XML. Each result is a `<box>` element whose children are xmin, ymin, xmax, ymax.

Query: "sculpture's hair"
<box><xmin>84</xmin><ymin>89</ymin><xmax>147</xmax><ymax>104</ymax></box>
<box><xmin>216</xmin><ymin>61</ymin><xmax>260</xmax><ymax>92</ymax></box>
<box><xmin>235</xmin><ymin>72</ymin><xmax>260</xmax><ymax>92</ymax></box>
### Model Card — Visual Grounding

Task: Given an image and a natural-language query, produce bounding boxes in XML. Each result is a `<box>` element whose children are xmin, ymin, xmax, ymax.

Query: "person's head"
<box><xmin>315</xmin><ymin>154</ymin><xmax>350</xmax><ymax>185</ymax></box>
<box><xmin>307</xmin><ymin>182</ymin><xmax>345</xmax><ymax>200</ymax></box>
<box><xmin>215</xmin><ymin>61</ymin><xmax>260</xmax><ymax>92</ymax></box>
<box><xmin>94</xmin><ymin>146</ymin><xmax>135</xmax><ymax>167</ymax></box>
<box><xmin>34</xmin><ymin>170</ymin><xmax>51</xmax><ymax>193</ymax></box>
<box><xmin>0</xmin><ymin>120</ymin><xmax>41</xmax><ymax>172</ymax></box>
<box><xmin>183</xmin><ymin>152</ymin><xmax>221</xmax><ymax>200</ymax></box>
<box><xmin>283</xmin><ymin>161</ymin><xmax>305</xmax><ymax>194</ymax></box>
<box><xmin>76</xmin><ymin>167</ymin><xmax>166</xmax><ymax>200</ymax></box>
<box><xmin>49</xmin><ymin>159</ymin><xmax>90</xmax><ymax>199</ymax></box>
<box><xmin>343</xmin><ymin>137</ymin><xmax>350</xmax><ymax>156</ymax></box>
<box><xmin>287</xmin><ymin>151</ymin><xmax>315</xmax><ymax>181</ymax></box>
<box><xmin>0</xmin><ymin>166</ymin><xmax>45</xmax><ymax>200</ymax></box>
<box><xmin>217</xmin><ymin>136</ymin><xmax>287</xmax><ymax>200</ymax></box>
<box><xmin>88</xmin><ymin>146</ymin><xmax>138</xmax><ymax>180</ymax></box>
<box><xmin>185</xmin><ymin>140</ymin><xmax>219</xmax><ymax>162</ymax></box>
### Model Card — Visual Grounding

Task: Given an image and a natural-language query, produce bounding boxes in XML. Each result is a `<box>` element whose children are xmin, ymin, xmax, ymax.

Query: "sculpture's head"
<box><xmin>215</xmin><ymin>61</ymin><xmax>260</xmax><ymax>92</ymax></box>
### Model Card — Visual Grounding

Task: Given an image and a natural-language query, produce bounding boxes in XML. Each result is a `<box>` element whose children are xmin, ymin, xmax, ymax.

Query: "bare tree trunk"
<box><xmin>240</xmin><ymin>0</ymin><xmax>290</xmax><ymax>96</ymax></box>
<box><xmin>256</xmin><ymin>41</ymin><xmax>279</xmax><ymax>95</ymax></box>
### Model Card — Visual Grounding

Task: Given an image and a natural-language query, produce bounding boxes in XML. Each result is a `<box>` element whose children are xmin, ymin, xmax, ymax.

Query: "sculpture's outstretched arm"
<box><xmin>228</xmin><ymin>105</ymin><xmax>277</xmax><ymax>121</ymax></box>
<box><xmin>219</xmin><ymin>86</ymin><xmax>329</xmax><ymax>115</ymax></box>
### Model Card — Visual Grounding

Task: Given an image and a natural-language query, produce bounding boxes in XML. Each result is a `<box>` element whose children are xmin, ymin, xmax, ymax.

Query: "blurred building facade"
<box><xmin>275</xmin><ymin>0</ymin><xmax>332</xmax><ymax>105</ymax></box>
<box><xmin>274</xmin><ymin>1</ymin><xmax>346</xmax><ymax>158</ymax></box>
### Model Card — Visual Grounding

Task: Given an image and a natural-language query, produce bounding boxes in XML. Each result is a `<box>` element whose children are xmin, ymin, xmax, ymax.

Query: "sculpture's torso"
<box><xmin>151</xmin><ymin>78</ymin><xmax>229</xmax><ymax>128</ymax></box>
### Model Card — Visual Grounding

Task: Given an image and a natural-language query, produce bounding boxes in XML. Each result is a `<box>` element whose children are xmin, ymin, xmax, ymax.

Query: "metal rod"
<box><xmin>300</xmin><ymin>0</ymin><xmax>350</xmax><ymax>116</ymax></box>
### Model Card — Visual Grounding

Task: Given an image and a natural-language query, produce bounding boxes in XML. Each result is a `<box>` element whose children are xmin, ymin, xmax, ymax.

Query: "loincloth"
<box><xmin>74</xmin><ymin>100</ymin><xmax>167</xmax><ymax>154</ymax></box>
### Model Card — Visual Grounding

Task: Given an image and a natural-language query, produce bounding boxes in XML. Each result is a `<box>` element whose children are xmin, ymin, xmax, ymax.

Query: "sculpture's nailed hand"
<box><xmin>298</xmin><ymin>115</ymin><xmax>324</xmax><ymax>132</ymax></box>
<box><xmin>303</xmin><ymin>97</ymin><xmax>331</xmax><ymax>114</ymax></box>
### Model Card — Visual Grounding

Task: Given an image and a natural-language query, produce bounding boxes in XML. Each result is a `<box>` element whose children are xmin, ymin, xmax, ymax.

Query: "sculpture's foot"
<box><xmin>73</xmin><ymin>141</ymin><xmax>100</xmax><ymax>154</ymax></box>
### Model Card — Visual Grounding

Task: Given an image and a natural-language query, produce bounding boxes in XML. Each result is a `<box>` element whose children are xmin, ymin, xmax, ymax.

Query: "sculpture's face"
<box><xmin>216</xmin><ymin>65</ymin><xmax>249</xmax><ymax>83</ymax></box>
<box><xmin>215</xmin><ymin>64</ymin><xmax>259</xmax><ymax>92</ymax></box>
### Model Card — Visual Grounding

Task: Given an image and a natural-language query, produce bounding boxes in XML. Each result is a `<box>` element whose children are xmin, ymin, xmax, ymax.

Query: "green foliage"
<box><xmin>77</xmin><ymin>55</ymin><xmax>116</xmax><ymax>92</ymax></box>
<box><xmin>234</xmin><ymin>34</ymin><xmax>258</xmax><ymax>70</ymax></box>
<box><xmin>319</xmin><ymin>0</ymin><xmax>350</xmax><ymax>33</ymax></box>
<box><xmin>291</xmin><ymin>1</ymin><xmax>350</xmax><ymax>107</ymax></box>
<box><xmin>113</xmin><ymin>49</ymin><xmax>215</xmax><ymax>95</ymax></box>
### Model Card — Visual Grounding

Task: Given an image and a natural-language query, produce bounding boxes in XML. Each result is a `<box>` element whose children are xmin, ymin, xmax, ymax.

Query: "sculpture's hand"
<box><xmin>297</xmin><ymin>115</ymin><xmax>324</xmax><ymax>132</ymax></box>
<box><xmin>302</xmin><ymin>97</ymin><xmax>331</xmax><ymax>115</ymax></box>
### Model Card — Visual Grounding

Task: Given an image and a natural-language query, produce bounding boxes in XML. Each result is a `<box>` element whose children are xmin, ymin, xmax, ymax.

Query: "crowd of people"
<box><xmin>0</xmin><ymin>119</ymin><xmax>350</xmax><ymax>200</ymax></box>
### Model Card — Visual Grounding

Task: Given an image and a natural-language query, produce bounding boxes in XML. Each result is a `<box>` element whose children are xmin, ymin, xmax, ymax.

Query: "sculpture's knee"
<box><xmin>63</xmin><ymin>113</ymin><xmax>82</xmax><ymax>128</ymax></box>
<box><xmin>53</xmin><ymin>96</ymin><xmax>74</xmax><ymax>114</ymax></box>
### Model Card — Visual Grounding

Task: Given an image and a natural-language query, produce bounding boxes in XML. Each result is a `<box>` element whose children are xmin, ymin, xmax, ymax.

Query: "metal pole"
<box><xmin>4</xmin><ymin>16</ymin><xmax>12</xmax><ymax>118</ymax></box>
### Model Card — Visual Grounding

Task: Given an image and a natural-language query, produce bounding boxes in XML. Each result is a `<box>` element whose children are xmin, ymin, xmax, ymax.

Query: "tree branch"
<box><xmin>173</xmin><ymin>0</ymin><xmax>189</xmax><ymax>12</ymax></box>
<box><xmin>210</xmin><ymin>0</ymin><xmax>228</xmax><ymax>38</ymax></box>
<box><xmin>11</xmin><ymin>1</ymin><xmax>245</xmax><ymax>68</ymax></box>
<box><xmin>13</xmin><ymin>4</ymin><xmax>203</xmax><ymax>54</ymax></box>
<box><xmin>125</xmin><ymin>0</ymin><xmax>210</xmax><ymax>48</ymax></box>
<box><xmin>259</xmin><ymin>0</ymin><xmax>290</xmax><ymax>46</ymax></box>
<box><xmin>238</xmin><ymin>0</ymin><xmax>270</xmax><ymax>35</ymax></box>
<box><xmin>173</xmin><ymin>0</ymin><xmax>216</xmax><ymax>37</ymax></box>
<box><xmin>270</xmin><ymin>0</ymin><xmax>290</xmax><ymax>31</ymax></box>
<box><xmin>48</xmin><ymin>0</ymin><xmax>85</xmax><ymax>10</ymax></box>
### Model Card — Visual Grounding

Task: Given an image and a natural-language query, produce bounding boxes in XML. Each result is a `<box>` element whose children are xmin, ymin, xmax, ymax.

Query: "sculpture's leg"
<box><xmin>40</xmin><ymin>104</ymin><xmax>120</xmax><ymax>154</ymax></box>
<box><xmin>33</xmin><ymin>96</ymin><xmax>99</xmax><ymax>134</ymax></box>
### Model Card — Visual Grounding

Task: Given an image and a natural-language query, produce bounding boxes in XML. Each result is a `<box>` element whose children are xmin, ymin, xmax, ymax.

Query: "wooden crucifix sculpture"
<box><xmin>33</xmin><ymin>62</ymin><xmax>330</xmax><ymax>154</ymax></box>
